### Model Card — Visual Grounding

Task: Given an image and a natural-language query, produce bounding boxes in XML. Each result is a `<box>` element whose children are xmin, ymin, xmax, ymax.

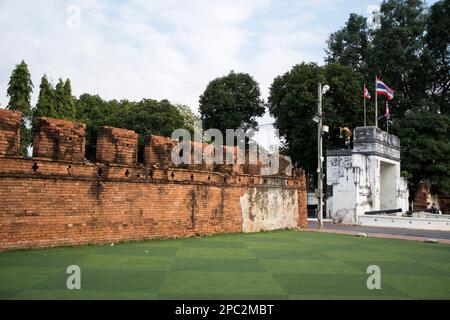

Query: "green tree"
<box><xmin>370</xmin><ymin>0</ymin><xmax>428</xmax><ymax>118</ymax></box>
<box><xmin>394</xmin><ymin>109</ymin><xmax>450</xmax><ymax>195</ymax></box>
<box><xmin>63</xmin><ymin>79</ymin><xmax>76</xmax><ymax>120</ymax></box>
<box><xmin>268</xmin><ymin>62</ymin><xmax>363</xmax><ymax>175</ymax></box>
<box><xmin>326</xmin><ymin>13</ymin><xmax>370</xmax><ymax>77</ymax></box>
<box><xmin>422</xmin><ymin>0</ymin><xmax>450</xmax><ymax>114</ymax></box>
<box><xmin>33</xmin><ymin>75</ymin><xmax>56</xmax><ymax>122</ymax></box>
<box><xmin>324</xmin><ymin>0</ymin><xmax>450</xmax><ymax>195</ymax></box>
<box><xmin>53</xmin><ymin>78</ymin><xmax>76</xmax><ymax>120</ymax></box>
<box><xmin>268</xmin><ymin>62</ymin><xmax>324</xmax><ymax>174</ymax></box>
<box><xmin>7</xmin><ymin>60</ymin><xmax>33</xmax><ymax>118</ymax></box>
<box><xmin>323</xmin><ymin>63</ymin><xmax>365</xmax><ymax>148</ymax></box>
<box><xmin>75</xmin><ymin>95</ymin><xmax>186</xmax><ymax>161</ymax></box>
<box><xmin>175</xmin><ymin>104</ymin><xmax>200</xmax><ymax>133</ymax></box>
<box><xmin>6</xmin><ymin>60</ymin><xmax>33</xmax><ymax>155</ymax></box>
<box><xmin>199</xmin><ymin>71</ymin><xmax>265</xmax><ymax>135</ymax></box>
<box><xmin>54</xmin><ymin>79</ymin><xmax>66</xmax><ymax>119</ymax></box>
<box><xmin>75</xmin><ymin>94</ymin><xmax>112</xmax><ymax>161</ymax></box>
<box><xmin>325</xmin><ymin>0</ymin><xmax>429</xmax><ymax>119</ymax></box>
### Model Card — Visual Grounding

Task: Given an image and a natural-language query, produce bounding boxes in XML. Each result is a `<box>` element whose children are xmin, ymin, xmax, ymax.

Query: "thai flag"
<box><xmin>385</xmin><ymin>101</ymin><xmax>390</xmax><ymax>119</ymax></box>
<box><xmin>364</xmin><ymin>84</ymin><xmax>371</xmax><ymax>100</ymax></box>
<box><xmin>376</xmin><ymin>77</ymin><xmax>395</xmax><ymax>100</ymax></box>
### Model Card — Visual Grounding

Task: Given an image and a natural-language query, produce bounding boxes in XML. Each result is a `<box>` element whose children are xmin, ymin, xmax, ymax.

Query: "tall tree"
<box><xmin>268</xmin><ymin>62</ymin><xmax>324</xmax><ymax>174</ymax></box>
<box><xmin>394</xmin><ymin>109</ymin><xmax>450</xmax><ymax>195</ymax></box>
<box><xmin>75</xmin><ymin>93</ymin><xmax>112</xmax><ymax>161</ymax></box>
<box><xmin>54</xmin><ymin>79</ymin><xmax>66</xmax><ymax>119</ymax></box>
<box><xmin>268</xmin><ymin>62</ymin><xmax>363</xmax><ymax>175</ymax></box>
<box><xmin>53</xmin><ymin>78</ymin><xmax>76</xmax><ymax>120</ymax></box>
<box><xmin>370</xmin><ymin>0</ymin><xmax>428</xmax><ymax>119</ymax></box>
<box><xmin>63</xmin><ymin>79</ymin><xmax>76</xmax><ymax>120</ymax></box>
<box><xmin>199</xmin><ymin>71</ymin><xmax>265</xmax><ymax>136</ymax></box>
<box><xmin>422</xmin><ymin>0</ymin><xmax>450</xmax><ymax>114</ymax></box>
<box><xmin>326</xmin><ymin>13</ymin><xmax>370</xmax><ymax>77</ymax></box>
<box><xmin>33</xmin><ymin>74</ymin><xmax>56</xmax><ymax>122</ymax></box>
<box><xmin>322</xmin><ymin>63</ymin><xmax>365</xmax><ymax>147</ymax></box>
<box><xmin>6</xmin><ymin>60</ymin><xmax>33</xmax><ymax>155</ymax></box>
<box><xmin>175</xmin><ymin>104</ymin><xmax>200</xmax><ymax>134</ymax></box>
<box><xmin>6</xmin><ymin>60</ymin><xmax>33</xmax><ymax>118</ymax></box>
<box><xmin>75</xmin><ymin>94</ymin><xmax>186</xmax><ymax>161</ymax></box>
<box><xmin>326</xmin><ymin>0</ymin><xmax>429</xmax><ymax>119</ymax></box>
<box><xmin>324</xmin><ymin>0</ymin><xmax>450</xmax><ymax>195</ymax></box>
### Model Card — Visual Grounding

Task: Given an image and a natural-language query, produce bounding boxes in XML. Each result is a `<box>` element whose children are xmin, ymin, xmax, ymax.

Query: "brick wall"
<box><xmin>414</xmin><ymin>182</ymin><xmax>429</xmax><ymax>209</ymax></box>
<box><xmin>33</xmin><ymin>117</ymin><xmax>86</xmax><ymax>163</ymax></box>
<box><xmin>0</xmin><ymin>109</ymin><xmax>21</xmax><ymax>157</ymax></box>
<box><xmin>96</xmin><ymin>126</ymin><xmax>138</xmax><ymax>165</ymax></box>
<box><xmin>0</xmin><ymin>110</ymin><xmax>307</xmax><ymax>251</ymax></box>
<box><xmin>143</xmin><ymin>134</ymin><xmax>177</xmax><ymax>168</ymax></box>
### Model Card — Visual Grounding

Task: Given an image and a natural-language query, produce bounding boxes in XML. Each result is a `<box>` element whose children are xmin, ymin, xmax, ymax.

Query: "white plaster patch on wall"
<box><xmin>240</xmin><ymin>187</ymin><xmax>298</xmax><ymax>233</ymax></box>
<box><xmin>326</xmin><ymin>127</ymin><xmax>409</xmax><ymax>226</ymax></box>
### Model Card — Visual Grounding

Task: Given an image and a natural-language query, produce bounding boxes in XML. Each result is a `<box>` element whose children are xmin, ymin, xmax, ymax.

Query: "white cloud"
<box><xmin>0</xmin><ymin>0</ymin><xmax>342</xmax><ymax>149</ymax></box>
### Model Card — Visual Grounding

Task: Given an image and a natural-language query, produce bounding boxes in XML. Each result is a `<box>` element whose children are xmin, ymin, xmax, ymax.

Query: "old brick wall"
<box><xmin>96</xmin><ymin>126</ymin><xmax>138</xmax><ymax>165</ymax></box>
<box><xmin>0</xmin><ymin>110</ymin><xmax>307</xmax><ymax>251</ymax></box>
<box><xmin>0</xmin><ymin>109</ymin><xmax>21</xmax><ymax>157</ymax></box>
<box><xmin>143</xmin><ymin>135</ymin><xmax>177</xmax><ymax>168</ymax></box>
<box><xmin>33</xmin><ymin>117</ymin><xmax>86</xmax><ymax>162</ymax></box>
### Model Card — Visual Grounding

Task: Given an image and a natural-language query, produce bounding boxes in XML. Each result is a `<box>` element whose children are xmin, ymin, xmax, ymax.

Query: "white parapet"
<box><xmin>359</xmin><ymin>215</ymin><xmax>450</xmax><ymax>231</ymax></box>
<box><xmin>326</xmin><ymin>126</ymin><xmax>409</xmax><ymax>225</ymax></box>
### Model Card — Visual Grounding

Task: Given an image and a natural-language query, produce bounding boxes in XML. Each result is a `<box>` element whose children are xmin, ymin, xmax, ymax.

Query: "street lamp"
<box><xmin>315</xmin><ymin>83</ymin><xmax>329</xmax><ymax>230</ymax></box>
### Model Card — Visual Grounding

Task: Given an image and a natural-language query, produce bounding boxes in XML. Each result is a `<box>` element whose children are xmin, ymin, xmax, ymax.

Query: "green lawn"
<box><xmin>0</xmin><ymin>231</ymin><xmax>449</xmax><ymax>300</ymax></box>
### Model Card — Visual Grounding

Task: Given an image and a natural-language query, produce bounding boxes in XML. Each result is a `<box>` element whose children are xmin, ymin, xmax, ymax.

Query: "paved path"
<box><xmin>306</xmin><ymin>221</ymin><xmax>450</xmax><ymax>244</ymax></box>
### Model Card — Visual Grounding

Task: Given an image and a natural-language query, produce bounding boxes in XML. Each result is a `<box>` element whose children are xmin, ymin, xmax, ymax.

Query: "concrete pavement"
<box><xmin>305</xmin><ymin>221</ymin><xmax>450</xmax><ymax>244</ymax></box>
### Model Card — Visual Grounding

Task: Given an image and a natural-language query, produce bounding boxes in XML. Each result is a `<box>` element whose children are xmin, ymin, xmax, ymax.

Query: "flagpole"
<box><xmin>375</xmin><ymin>76</ymin><xmax>378</xmax><ymax>128</ymax></box>
<box><xmin>386</xmin><ymin>101</ymin><xmax>389</xmax><ymax>133</ymax></box>
<box><xmin>364</xmin><ymin>86</ymin><xmax>367</xmax><ymax>127</ymax></box>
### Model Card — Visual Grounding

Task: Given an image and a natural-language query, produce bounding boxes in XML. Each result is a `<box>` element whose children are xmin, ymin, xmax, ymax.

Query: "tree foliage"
<box><xmin>268</xmin><ymin>63</ymin><xmax>323</xmax><ymax>173</ymax></box>
<box><xmin>175</xmin><ymin>104</ymin><xmax>200</xmax><ymax>133</ymax></box>
<box><xmin>199</xmin><ymin>71</ymin><xmax>265</xmax><ymax>135</ymax></box>
<box><xmin>326</xmin><ymin>13</ymin><xmax>370</xmax><ymax>76</ymax></box>
<box><xmin>321</xmin><ymin>0</ymin><xmax>450</xmax><ymax>194</ymax></box>
<box><xmin>423</xmin><ymin>0</ymin><xmax>450</xmax><ymax>113</ymax></box>
<box><xmin>268</xmin><ymin>63</ymin><xmax>363</xmax><ymax>174</ymax></box>
<box><xmin>75</xmin><ymin>94</ymin><xmax>186</xmax><ymax>161</ymax></box>
<box><xmin>53</xmin><ymin>78</ymin><xmax>76</xmax><ymax>120</ymax></box>
<box><xmin>6</xmin><ymin>60</ymin><xmax>33</xmax><ymax>155</ymax></box>
<box><xmin>394</xmin><ymin>110</ymin><xmax>450</xmax><ymax>194</ymax></box>
<box><xmin>33</xmin><ymin>75</ymin><xmax>56</xmax><ymax>131</ymax></box>
<box><xmin>7</xmin><ymin>60</ymin><xmax>33</xmax><ymax>118</ymax></box>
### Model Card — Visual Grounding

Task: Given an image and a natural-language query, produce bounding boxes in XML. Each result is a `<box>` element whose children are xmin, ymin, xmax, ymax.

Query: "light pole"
<box><xmin>314</xmin><ymin>83</ymin><xmax>329</xmax><ymax>230</ymax></box>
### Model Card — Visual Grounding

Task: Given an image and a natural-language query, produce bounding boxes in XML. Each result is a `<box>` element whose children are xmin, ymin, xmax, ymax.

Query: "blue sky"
<box><xmin>0</xmin><ymin>0</ymin><xmax>438</xmax><ymax>148</ymax></box>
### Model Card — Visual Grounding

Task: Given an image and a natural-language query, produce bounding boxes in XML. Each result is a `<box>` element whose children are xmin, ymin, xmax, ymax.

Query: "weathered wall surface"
<box><xmin>0</xmin><ymin>109</ymin><xmax>21</xmax><ymax>156</ymax></box>
<box><xmin>326</xmin><ymin>127</ymin><xmax>409</xmax><ymax>225</ymax></box>
<box><xmin>96</xmin><ymin>126</ymin><xmax>138</xmax><ymax>165</ymax></box>
<box><xmin>33</xmin><ymin>117</ymin><xmax>86</xmax><ymax>163</ymax></box>
<box><xmin>414</xmin><ymin>182</ymin><xmax>450</xmax><ymax>215</ymax></box>
<box><xmin>0</xmin><ymin>110</ymin><xmax>307</xmax><ymax>251</ymax></box>
<box><xmin>241</xmin><ymin>184</ymin><xmax>299</xmax><ymax>232</ymax></box>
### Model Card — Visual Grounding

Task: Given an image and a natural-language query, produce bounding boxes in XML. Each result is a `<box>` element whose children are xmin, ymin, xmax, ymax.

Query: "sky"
<box><xmin>0</xmin><ymin>0</ymin><xmax>436</xmax><ymax>149</ymax></box>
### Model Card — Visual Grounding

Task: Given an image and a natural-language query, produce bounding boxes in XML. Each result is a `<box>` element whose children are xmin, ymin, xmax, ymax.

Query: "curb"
<box><xmin>301</xmin><ymin>228</ymin><xmax>450</xmax><ymax>244</ymax></box>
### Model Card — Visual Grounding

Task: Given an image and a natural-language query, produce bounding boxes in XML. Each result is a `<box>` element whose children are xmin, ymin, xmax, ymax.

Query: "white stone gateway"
<box><xmin>326</xmin><ymin>127</ymin><xmax>409</xmax><ymax>225</ymax></box>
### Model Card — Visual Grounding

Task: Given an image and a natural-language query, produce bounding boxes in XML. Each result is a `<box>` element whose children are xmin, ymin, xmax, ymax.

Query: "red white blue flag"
<box><xmin>385</xmin><ymin>101</ymin><xmax>390</xmax><ymax>119</ymax></box>
<box><xmin>376</xmin><ymin>77</ymin><xmax>395</xmax><ymax>100</ymax></box>
<box><xmin>364</xmin><ymin>84</ymin><xmax>371</xmax><ymax>100</ymax></box>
